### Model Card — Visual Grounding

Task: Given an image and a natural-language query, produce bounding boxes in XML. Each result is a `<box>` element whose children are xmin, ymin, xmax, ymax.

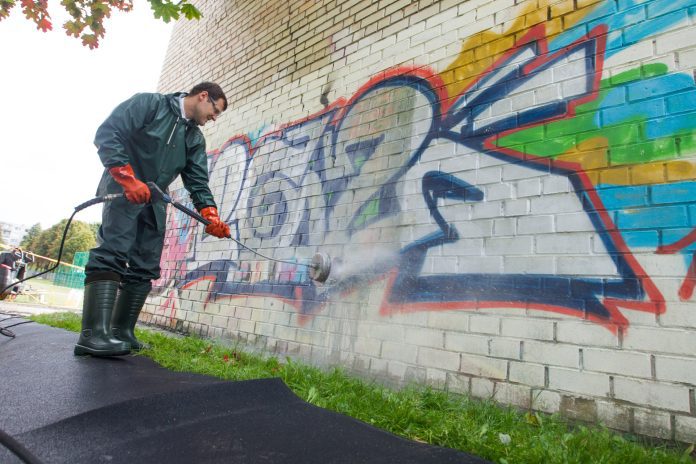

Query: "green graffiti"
<box><xmin>496</xmin><ymin>64</ymin><xmax>696</xmax><ymax>166</ymax></box>
<box><xmin>353</xmin><ymin>197</ymin><xmax>380</xmax><ymax>229</ymax></box>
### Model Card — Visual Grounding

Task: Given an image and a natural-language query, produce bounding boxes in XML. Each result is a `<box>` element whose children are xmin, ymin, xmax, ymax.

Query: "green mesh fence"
<box><xmin>53</xmin><ymin>251</ymin><xmax>88</xmax><ymax>289</ymax></box>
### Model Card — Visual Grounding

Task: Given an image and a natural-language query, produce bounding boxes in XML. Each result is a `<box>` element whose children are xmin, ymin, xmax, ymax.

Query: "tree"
<box><xmin>0</xmin><ymin>0</ymin><xmax>201</xmax><ymax>49</ymax></box>
<box><xmin>20</xmin><ymin>223</ymin><xmax>42</xmax><ymax>249</ymax></box>
<box><xmin>27</xmin><ymin>218</ymin><xmax>97</xmax><ymax>264</ymax></box>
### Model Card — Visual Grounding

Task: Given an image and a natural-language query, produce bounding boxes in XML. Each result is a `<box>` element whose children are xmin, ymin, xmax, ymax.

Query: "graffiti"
<box><xmin>156</xmin><ymin>0</ymin><xmax>696</xmax><ymax>334</ymax></box>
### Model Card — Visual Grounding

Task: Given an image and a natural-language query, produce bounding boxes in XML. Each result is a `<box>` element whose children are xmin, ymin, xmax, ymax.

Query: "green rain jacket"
<box><xmin>94</xmin><ymin>92</ymin><xmax>216</xmax><ymax>229</ymax></box>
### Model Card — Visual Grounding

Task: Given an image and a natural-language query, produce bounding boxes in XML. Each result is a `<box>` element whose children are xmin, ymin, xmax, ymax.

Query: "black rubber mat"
<box><xmin>0</xmin><ymin>320</ymin><xmax>488</xmax><ymax>463</ymax></box>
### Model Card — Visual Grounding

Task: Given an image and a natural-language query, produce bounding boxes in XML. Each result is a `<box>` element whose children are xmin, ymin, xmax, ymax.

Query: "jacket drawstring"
<box><xmin>166</xmin><ymin>117</ymin><xmax>180</xmax><ymax>146</ymax></box>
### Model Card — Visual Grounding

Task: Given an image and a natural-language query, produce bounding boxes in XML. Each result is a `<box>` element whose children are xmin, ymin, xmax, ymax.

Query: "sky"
<box><xmin>0</xmin><ymin>2</ymin><xmax>174</xmax><ymax>229</ymax></box>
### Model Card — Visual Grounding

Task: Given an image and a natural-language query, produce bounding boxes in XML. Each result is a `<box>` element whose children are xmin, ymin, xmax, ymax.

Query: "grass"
<box><xmin>8</xmin><ymin>277</ymin><xmax>82</xmax><ymax>309</ymax></box>
<box><xmin>33</xmin><ymin>312</ymin><xmax>694</xmax><ymax>464</ymax></box>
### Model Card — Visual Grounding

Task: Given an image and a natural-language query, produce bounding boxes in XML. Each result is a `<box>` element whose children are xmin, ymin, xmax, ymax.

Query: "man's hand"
<box><xmin>199</xmin><ymin>207</ymin><xmax>230</xmax><ymax>238</ymax></box>
<box><xmin>109</xmin><ymin>165</ymin><xmax>151</xmax><ymax>204</ymax></box>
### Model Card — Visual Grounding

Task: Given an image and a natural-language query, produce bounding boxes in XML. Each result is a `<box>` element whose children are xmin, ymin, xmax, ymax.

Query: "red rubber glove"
<box><xmin>109</xmin><ymin>164</ymin><xmax>151</xmax><ymax>204</ymax></box>
<box><xmin>200</xmin><ymin>207</ymin><xmax>230</xmax><ymax>238</ymax></box>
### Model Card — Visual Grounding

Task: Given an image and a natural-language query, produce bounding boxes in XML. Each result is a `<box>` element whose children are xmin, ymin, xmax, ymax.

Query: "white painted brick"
<box><xmin>460</xmin><ymin>353</ymin><xmax>507</xmax><ymax>380</ymax></box>
<box><xmin>503</xmin><ymin>199</ymin><xmax>529</xmax><ymax>216</ymax></box>
<box><xmin>556</xmin><ymin>321</ymin><xmax>619</xmax><ymax>348</ymax></box>
<box><xmin>386</xmin><ymin>360</ymin><xmax>408</xmax><ymax>380</ymax></box>
<box><xmin>256</xmin><ymin>322</ymin><xmax>274</xmax><ymax>337</ymax></box>
<box><xmin>623</xmin><ymin>326</ymin><xmax>696</xmax><ymax>355</ymax></box>
<box><xmin>536</xmin><ymin>233</ymin><xmax>591</xmax><ymax>254</ymax></box>
<box><xmin>532</xmin><ymin>389</ymin><xmax>562</xmax><ymax>413</ymax></box>
<box><xmin>655</xmin><ymin>355</ymin><xmax>696</xmax><ymax>384</ymax></box>
<box><xmin>426</xmin><ymin>367</ymin><xmax>448</xmax><ymax>388</ymax></box>
<box><xmin>469</xmin><ymin>315</ymin><xmax>500</xmax><ymax>335</ymax></box>
<box><xmin>494</xmin><ymin>382</ymin><xmax>531</xmax><ymax>408</ymax></box>
<box><xmin>517</xmin><ymin>215</ymin><xmax>554</xmax><ymax>234</ymax></box>
<box><xmin>381</xmin><ymin>341</ymin><xmax>418</xmax><ymax>364</ymax></box>
<box><xmin>476</xmin><ymin>166</ymin><xmax>502</xmax><ymax>185</ymax></box>
<box><xmin>238</xmin><ymin>319</ymin><xmax>255</xmax><ymax>333</ymax></box>
<box><xmin>471</xmin><ymin>377</ymin><xmax>495</xmax><ymax>399</ymax></box>
<box><xmin>524</xmin><ymin>340</ymin><xmax>580</xmax><ymax>368</ymax></box>
<box><xmin>404</xmin><ymin>327</ymin><xmax>444</xmax><ymax>349</ymax></box>
<box><xmin>658</xmin><ymin>302</ymin><xmax>696</xmax><ymax>329</ymax></box>
<box><xmin>428</xmin><ymin>311</ymin><xmax>469</xmax><ymax>331</ymax></box>
<box><xmin>633</xmin><ymin>408</ymin><xmax>673</xmax><ymax>440</ymax></box>
<box><xmin>555</xmin><ymin>213</ymin><xmax>596</xmax><ymax>232</ymax></box>
<box><xmin>596</xmin><ymin>400</ymin><xmax>632</xmax><ymax>432</ymax></box>
<box><xmin>557</xmin><ymin>256</ymin><xmax>618</xmax><ymax>276</ymax></box>
<box><xmin>516</xmin><ymin>178</ymin><xmax>541</xmax><ymax>197</ymax></box>
<box><xmin>489</xmin><ymin>338</ymin><xmax>521</xmax><ymax>360</ymax></box>
<box><xmin>368</xmin><ymin>323</ymin><xmax>405</xmax><ymax>343</ymax></box>
<box><xmin>275</xmin><ymin>325</ymin><xmax>297</xmax><ymax>341</ymax></box>
<box><xmin>472</xmin><ymin>200</ymin><xmax>502</xmax><ymax>219</ymax></box>
<box><xmin>445</xmin><ymin>332</ymin><xmax>489</xmax><ymax>355</ymax></box>
<box><xmin>485</xmin><ymin>236</ymin><xmax>533</xmax><ymax>255</ymax></box>
<box><xmin>509</xmin><ymin>361</ymin><xmax>546</xmax><ymax>387</ymax></box>
<box><xmin>675</xmin><ymin>415</ymin><xmax>696</xmax><ymax>443</ymax></box>
<box><xmin>501</xmin><ymin>318</ymin><xmax>554</xmax><ymax>341</ymax></box>
<box><xmin>583</xmin><ymin>348</ymin><xmax>652</xmax><ymax>378</ymax></box>
<box><xmin>493</xmin><ymin>218</ymin><xmax>517</xmax><ymax>237</ymax></box>
<box><xmin>446</xmin><ymin>372</ymin><xmax>471</xmax><ymax>395</ymax></box>
<box><xmin>417</xmin><ymin>347</ymin><xmax>460</xmax><ymax>371</ymax></box>
<box><xmin>503</xmin><ymin>256</ymin><xmax>556</xmax><ymax>273</ymax></box>
<box><xmin>354</xmin><ymin>337</ymin><xmax>382</xmax><ymax>357</ymax></box>
<box><xmin>614</xmin><ymin>377</ymin><xmax>690</xmax><ymax>412</ymax></box>
<box><xmin>548</xmin><ymin>367</ymin><xmax>610</xmax><ymax>398</ymax></box>
<box><xmin>656</xmin><ymin>25</ymin><xmax>696</xmax><ymax>55</ymax></box>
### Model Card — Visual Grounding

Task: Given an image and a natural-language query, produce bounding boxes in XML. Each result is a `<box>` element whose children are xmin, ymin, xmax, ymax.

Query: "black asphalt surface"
<box><xmin>0</xmin><ymin>318</ymin><xmax>489</xmax><ymax>464</ymax></box>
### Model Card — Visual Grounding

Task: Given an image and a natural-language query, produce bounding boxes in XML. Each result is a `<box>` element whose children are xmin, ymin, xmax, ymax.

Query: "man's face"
<box><xmin>193</xmin><ymin>91</ymin><xmax>224</xmax><ymax>126</ymax></box>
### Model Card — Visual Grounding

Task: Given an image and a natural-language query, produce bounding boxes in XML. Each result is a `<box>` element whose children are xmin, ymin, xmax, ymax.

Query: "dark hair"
<box><xmin>189</xmin><ymin>82</ymin><xmax>228</xmax><ymax>111</ymax></box>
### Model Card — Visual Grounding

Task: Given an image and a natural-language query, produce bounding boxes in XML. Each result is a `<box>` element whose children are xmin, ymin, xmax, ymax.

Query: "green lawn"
<box><xmin>33</xmin><ymin>312</ymin><xmax>694</xmax><ymax>464</ymax></box>
<box><xmin>8</xmin><ymin>277</ymin><xmax>82</xmax><ymax>309</ymax></box>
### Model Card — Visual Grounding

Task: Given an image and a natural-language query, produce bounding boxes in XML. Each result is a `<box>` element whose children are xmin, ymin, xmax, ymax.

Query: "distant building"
<box><xmin>0</xmin><ymin>221</ymin><xmax>29</xmax><ymax>247</ymax></box>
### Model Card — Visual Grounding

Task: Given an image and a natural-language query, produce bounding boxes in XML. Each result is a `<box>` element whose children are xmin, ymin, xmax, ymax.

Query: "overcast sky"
<box><xmin>0</xmin><ymin>2</ymin><xmax>173</xmax><ymax>229</ymax></box>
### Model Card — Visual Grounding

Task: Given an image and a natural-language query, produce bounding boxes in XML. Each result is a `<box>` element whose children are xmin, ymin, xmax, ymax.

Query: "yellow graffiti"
<box><xmin>557</xmin><ymin>138</ymin><xmax>696</xmax><ymax>186</ymax></box>
<box><xmin>439</xmin><ymin>0</ymin><xmax>598</xmax><ymax>101</ymax></box>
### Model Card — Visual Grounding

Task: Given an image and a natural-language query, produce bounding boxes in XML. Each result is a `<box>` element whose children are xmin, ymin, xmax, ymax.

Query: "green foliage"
<box><xmin>24</xmin><ymin>219</ymin><xmax>96</xmax><ymax>263</ymax></box>
<box><xmin>0</xmin><ymin>0</ymin><xmax>201</xmax><ymax>48</ymax></box>
<box><xmin>20</xmin><ymin>223</ymin><xmax>42</xmax><ymax>249</ymax></box>
<box><xmin>33</xmin><ymin>312</ymin><xmax>694</xmax><ymax>464</ymax></box>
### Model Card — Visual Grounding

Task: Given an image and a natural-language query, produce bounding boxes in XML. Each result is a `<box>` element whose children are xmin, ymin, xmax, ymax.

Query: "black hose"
<box><xmin>0</xmin><ymin>209</ymin><xmax>78</xmax><ymax>298</ymax></box>
<box><xmin>0</xmin><ymin>194</ymin><xmax>121</xmax><ymax>299</ymax></box>
<box><xmin>0</xmin><ymin>428</ymin><xmax>43</xmax><ymax>464</ymax></box>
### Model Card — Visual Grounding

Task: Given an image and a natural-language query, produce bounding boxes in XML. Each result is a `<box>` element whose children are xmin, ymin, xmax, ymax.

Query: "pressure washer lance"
<box><xmin>0</xmin><ymin>189</ymin><xmax>331</xmax><ymax>302</ymax></box>
<box><xmin>146</xmin><ymin>182</ymin><xmax>332</xmax><ymax>282</ymax></box>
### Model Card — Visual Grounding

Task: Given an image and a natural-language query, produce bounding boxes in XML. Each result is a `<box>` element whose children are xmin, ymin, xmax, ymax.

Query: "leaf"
<box><xmin>37</xmin><ymin>17</ymin><xmax>52</xmax><ymax>31</ymax></box>
<box><xmin>478</xmin><ymin>423</ymin><xmax>489</xmax><ymax>438</ymax></box>
<box><xmin>151</xmin><ymin>1</ymin><xmax>179</xmax><ymax>23</ymax></box>
<box><xmin>525</xmin><ymin>411</ymin><xmax>542</xmax><ymax>426</ymax></box>
<box><xmin>0</xmin><ymin>0</ymin><xmax>16</xmax><ymax>20</ymax></box>
<box><xmin>685</xmin><ymin>443</ymin><xmax>695</xmax><ymax>456</ymax></box>
<box><xmin>180</xmin><ymin>2</ymin><xmax>200</xmax><ymax>20</ymax></box>
<box><xmin>64</xmin><ymin>19</ymin><xmax>84</xmax><ymax>37</ymax></box>
<box><xmin>307</xmin><ymin>386</ymin><xmax>318</xmax><ymax>403</ymax></box>
<box><xmin>81</xmin><ymin>33</ymin><xmax>100</xmax><ymax>49</ymax></box>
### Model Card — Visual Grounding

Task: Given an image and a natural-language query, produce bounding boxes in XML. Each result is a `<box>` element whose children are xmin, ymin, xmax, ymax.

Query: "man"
<box><xmin>75</xmin><ymin>82</ymin><xmax>231</xmax><ymax>357</ymax></box>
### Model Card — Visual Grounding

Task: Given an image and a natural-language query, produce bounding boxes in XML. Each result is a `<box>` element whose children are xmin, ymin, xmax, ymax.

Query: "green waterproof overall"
<box><xmin>86</xmin><ymin>92</ymin><xmax>217</xmax><ymax>286</ymax></box>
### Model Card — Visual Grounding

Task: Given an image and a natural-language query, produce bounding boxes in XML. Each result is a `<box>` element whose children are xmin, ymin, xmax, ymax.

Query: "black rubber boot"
<box><xmin>74</xmin><ymin>279</ymin><xmax>131</xmax><ymax>356</ymax></box>
<box><xmin>111</xmin><ymin>282</ymin><xmax>151</xmax><ymax>351</ymax></box>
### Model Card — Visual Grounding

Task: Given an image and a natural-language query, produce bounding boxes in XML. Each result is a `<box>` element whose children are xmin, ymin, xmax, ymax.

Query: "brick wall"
<box><xmin>146</xmin><ymin>0</ymin><xmax>696</xmax><ymax>442</ymax></box>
